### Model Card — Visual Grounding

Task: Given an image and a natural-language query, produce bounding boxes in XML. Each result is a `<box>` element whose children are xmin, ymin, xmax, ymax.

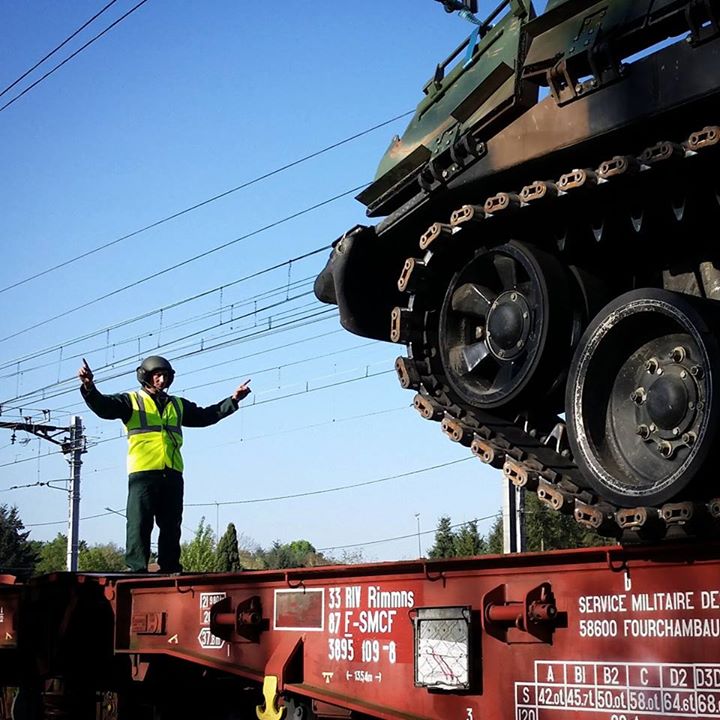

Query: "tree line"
<box><xmin>427</xmin><ymin>493</ymin><xmax>606</xmax><ymax>558</ymax></box>
<box><xmin>0</xmin><ymin>505</ymin><xmax>360</xmax><ymax>577</ymax></box>
<box><xmin>0</xmin><ymin>495</ymin><xmax>606</xmax><ymax>578</ymax></box>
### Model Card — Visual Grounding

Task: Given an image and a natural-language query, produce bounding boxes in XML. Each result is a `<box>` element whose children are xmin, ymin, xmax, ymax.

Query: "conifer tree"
<box><xmin>453</xmin><ymin>520</ymin><xmax>486</xmax><ymax>557</ymax></box>
<box><xmin>427</xmin><ymin>516</ymin><xmax>456</xmax><ymax>558</ymax></box>
<box><xmin>0</xmin><ymin>505</ymin><xmax>37</xmax><ymax>579</ymax></box>
<box><xmin>215</xmin><ymin>522</ymin><xmax>242</xmax><ymax>572</ymax></box>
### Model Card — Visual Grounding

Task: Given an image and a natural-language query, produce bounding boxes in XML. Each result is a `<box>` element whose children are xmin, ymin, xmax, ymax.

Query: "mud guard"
<box><xmin>314</xmin><ymin>225</ymin><xmax>405</xmax><ymax>342</ymax></box>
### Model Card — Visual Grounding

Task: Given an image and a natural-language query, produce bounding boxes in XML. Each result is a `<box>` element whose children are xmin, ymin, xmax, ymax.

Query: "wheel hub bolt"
<box><xmin>636</xmin><ymin>424</ymin><xmax>651</xmax><ymax>439</ymax></box>
<box><xmin>657</xmin><ymin>440</ymin><xmax>674</xmax><ymax>458</ymax></box>
<box><xmin>671</xmin><ymin>346</ymin><xmax>687</xmax><ymax>363</ymax></box>
<box><xmin>691</xmin><ymin>365</ymin><xmax>704</xmax><ymax>379</ymax></box>
<box><xmin>673</xmin><ymin>427</ymin><xmax>680</xmax><ymax>436</ymax></box>
<box><xmin>475</xmin><ymin>326</ymin><xmax>485</xmax><ymax>340</ymax></box>
<box><xmin>630</xmin><ymin>387</ymin><xmax>647</xmax><ymax>405</ymax></box>
<box><xmin>646</xmin><ymin>358</ymin><xmax>659</xmax><ymax>373</ymax></box>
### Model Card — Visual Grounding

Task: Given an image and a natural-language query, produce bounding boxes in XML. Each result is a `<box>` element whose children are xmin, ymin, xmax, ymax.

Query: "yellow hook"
<box><xmin>256</xmin><ymin>675</ymin><xmax>285</xmax><ymax>720</ymax></box>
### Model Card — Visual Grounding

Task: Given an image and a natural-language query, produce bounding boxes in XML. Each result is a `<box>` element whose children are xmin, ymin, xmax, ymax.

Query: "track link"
<box><xmin>392</xmin><ymin>125</ymin><xmax>720</xmax><ymax>542</ymax></box>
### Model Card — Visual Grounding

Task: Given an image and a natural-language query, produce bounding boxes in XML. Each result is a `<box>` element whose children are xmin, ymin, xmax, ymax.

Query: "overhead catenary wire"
<box><xmin>23</xmin><ymin>458</ymin><xmax>474</xmax><ymax>529</ymax></box>
<box><xmin>0</xmin><ymin>184</ymin><xmax>364</xmax><ymax>346</ymax></box>
<box><xmin>0</xmin><ymin>276</ymin><xmax>317</xmax><ymax>378</ymax></box>
<box><xmin>81</xmin><ymin>405</ymin><xmax>410</xmax><ymax>467</ymax></box>
<box><xmin>57</xmin><ymin>405</ymin><xmax>411</xmax><ymax>481</ymax></box>
<box><xmin>50</xmin><ymin>333</ymin><xmax>382</xmax><ymax>418</ymax></box>
<box><xmin>184</xmin><ymin>458</ymin><xmax>472</xmax><ymax>508</ymax></box>
<box><xmin>3</xmin><ymin>297</ymin><xmax>337</xmax><ymax>407</ymax></box>
<box><xmin>0</xmin><ymin>0</ymin><xmax>150</xmax><ymax>114</ymax></box>
<box><xmin>0</xmin><ymin>111</ymin><xmax>411</xmax><ymax>296</ymax></box>
<box><xmin>0</xmin><ymin>478</ymin><xmax>72</xmax><ymax>493</ymax></box>
<box><xmin>0</xmin><ymin>360</ymin><xmax>394</xmax><ymax>471</ymax></box>
<box><xmin>316</xmin><ymin>514</ymin><xmax>500</xmax><ymax>552</ymax></box>
<box><xmin>48</xmin><ymin>327</ymin><xmax>349</xmax><ymax>416</ymax></box>
<box><xmin>0</xmin><ymin>251</ymin><xmax>327</xmax><ymax>372</ymax></box>
<box><xmin>0</xmin><ymin>0</ymin><xmax>120</xmax><ymax>100</ymax></box>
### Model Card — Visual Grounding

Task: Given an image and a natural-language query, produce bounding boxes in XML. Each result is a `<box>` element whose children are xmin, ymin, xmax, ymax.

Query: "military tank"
<box><xmin>314</xmin><ymin>0</ymin><xmax>720</xmax><ymax>541</ymax></box>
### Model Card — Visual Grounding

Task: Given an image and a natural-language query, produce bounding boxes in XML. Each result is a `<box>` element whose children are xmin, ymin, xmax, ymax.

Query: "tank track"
<box><xmin>391</xmin><ymin>124</ymin><xmax>720</xmax><ymax>542</ymax></box>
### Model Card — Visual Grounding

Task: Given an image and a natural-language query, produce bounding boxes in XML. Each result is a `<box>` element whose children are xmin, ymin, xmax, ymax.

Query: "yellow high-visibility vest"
<box><xmin>125</xmin><ymin>391</ymin><xmax>184</xmax><ymax>473</ymax></box>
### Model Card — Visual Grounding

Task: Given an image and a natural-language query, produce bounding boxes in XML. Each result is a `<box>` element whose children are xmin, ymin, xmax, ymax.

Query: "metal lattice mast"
<box><xmin>0</xmin><ymin>417</ymin><xmax>86</xmax><ymax>570</ymax></box>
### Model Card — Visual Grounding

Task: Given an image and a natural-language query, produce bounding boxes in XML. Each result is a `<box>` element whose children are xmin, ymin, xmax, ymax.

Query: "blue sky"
<box><xmin>0</xmin><ymin>1</ymin><xmax>525</xmax><ymax>562</ymax></box>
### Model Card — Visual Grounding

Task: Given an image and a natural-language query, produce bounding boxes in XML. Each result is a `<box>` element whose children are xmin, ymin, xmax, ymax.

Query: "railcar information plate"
<box><xmin>516</xmin><ymin>661</ymin><xmax>720</xmax><ymax>719</ymax></box>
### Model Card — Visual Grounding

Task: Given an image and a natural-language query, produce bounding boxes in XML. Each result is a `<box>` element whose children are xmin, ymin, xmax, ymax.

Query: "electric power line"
<box><xmin>184</xmin><ymin>458</ymin><xmax>472</xmax><ymax>508</ymax></box>
<box><xmin>0</xmin><ymin>111</ymin><xmax>411</xmax><ymax>296</ymax></box>
<box><xmin>0</xmin><ymin>0</ymin><xmax>120</xmax><ymax>100</ymax></box>
<box><xmin>0</xmin><ymin>283</ymin><xmax>317</xmax><ymax>390</ymax></box>
<box><xmin>3</xmin><ymin>297</ymin><xmax>336</xmax><ymax>407</ymax></box>
<box><xmin>0</xmin><ymin>184</ymin><xmax>363</xmax><ymax>346</ymax></box>
<box><xmin>316</xmin><ymin>514</ymin><xmax>500</xmax><ymax>552</ymax></box>
<box><xmin>0</xmin><ymin>359</ymin><xmax>393</xmax><ymax>470</ymax></box>
<box><xmin>0</xmin><ymin>0</ymin><xmax>150</xmax><ymax>114</ymax></box>
<box><xmin>26</xmin><ymin>510</ymin><xmax>115</xmax><ymax>528</ymax></box>
<box><xmin>49</xmin><ymin>327</ymin><xmax>348</xmax><ymax>416</ymax></box>
<box><xmin>0</xmin><ymin>250</ymin><xmax>327</xmax><ymax>372</ymax></box>
<box><xmin>24</xmin><ymin>458</ymin><xmax>475</xmax><ymax>530</ymax></box>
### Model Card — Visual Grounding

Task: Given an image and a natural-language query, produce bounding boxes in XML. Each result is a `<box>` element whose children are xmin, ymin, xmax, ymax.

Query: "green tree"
<box><xmin>79</xmin><ymin>543</ymin><xmax>125</xmax><ymax>572</ymax></box>
<box><xmin>479</xmin><ymin>495</ymin><xmax>607</xmax><ymax>555</ymax></box>
<box><xmin>262</xmin><ymin>541</ymin><xmax>296</xmax><ymax>569</ymax></box>
<box><xmin>427</xmin><ymin>516</ymin><xmax>456</xmax><ymax>558</ymax></box>
<box><xmin>0</xmin><ymin>505</ymin><xmax>38</xmax><ymax>579</ymax></box>
<box><xmin>215</xmin><ymin>523</ymin><xmax>241</xmax><ymax>572</ymax></box>
<box><xmin>261</xmin><ymin>539</ymin><xmax>327</xmax><ymax>569</ymax></box>
<box><xmin>36</xmin><ymin>534</ymin><xmax>77</xmax><ymax>574</ymax></box>
<box><xmin>486</xmin><ymin>515</ymin><xmax>503</xmax><ymax>554</ymax></box>
<box><xmin>34</xmin><ymin>535</ymin><xmax>125</xmax><ymax>574</ymax></box>
<box><xmin>453</xmin><ymin>520</ymin><xmax>487</xmax><ymax>557</ymax></box>
<box><xmin>180</xmin><ymin>518</ymin><xmax>216</xmax><ymax>572</ymax></box>
<box><xmin>523</xmin><ymin>493</ymin><xmax>605</xmax><ymax>551</ymax></box>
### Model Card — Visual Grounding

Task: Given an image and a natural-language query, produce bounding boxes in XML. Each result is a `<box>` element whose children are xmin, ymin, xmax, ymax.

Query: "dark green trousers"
<box><xmin>126</xmin><ymin>469</ymin><xmax>184</xmax><ymax>572</ymax></box>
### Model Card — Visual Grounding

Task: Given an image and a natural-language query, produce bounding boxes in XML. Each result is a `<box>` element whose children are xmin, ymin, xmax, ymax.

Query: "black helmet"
<box><xmin>137</xmin><ymin>355</ymin><xmax>175</xmax><ymax>387</ymax></box>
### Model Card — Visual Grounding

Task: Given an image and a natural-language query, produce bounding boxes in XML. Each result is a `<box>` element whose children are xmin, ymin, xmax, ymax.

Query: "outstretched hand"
<box><xmin>232</xmin><ymin>379</ymin><xmax>251</xmax><ymax>403</ymax></box>
<box><xmin>78</xmin><ymin>358</ymin><xmax>94</xmax><ymax>389</ymax></box>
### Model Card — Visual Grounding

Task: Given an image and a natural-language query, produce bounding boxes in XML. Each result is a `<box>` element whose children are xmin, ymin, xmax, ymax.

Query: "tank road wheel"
<box><xmin>438</xmin><ymin>241</ymin><xmax>578</xmax><ymax>411</ymax></box>
<box><xmin>567</xmin><ymin>289</ymin><xmax>720</xmax><ymax>507</ymax></box>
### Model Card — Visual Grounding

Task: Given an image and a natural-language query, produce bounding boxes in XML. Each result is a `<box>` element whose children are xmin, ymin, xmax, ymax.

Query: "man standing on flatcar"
<box><xmin>78</xmin><ymin>355</ymin><xmax>251</xmax><ymax>573</ymax></box>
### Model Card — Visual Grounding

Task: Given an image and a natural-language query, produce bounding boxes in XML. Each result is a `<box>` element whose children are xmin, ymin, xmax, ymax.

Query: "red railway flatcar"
<box><xmin>2</xmin><ymin>543</ymin><xmax>720</xmax><ymax>719</ymax></box>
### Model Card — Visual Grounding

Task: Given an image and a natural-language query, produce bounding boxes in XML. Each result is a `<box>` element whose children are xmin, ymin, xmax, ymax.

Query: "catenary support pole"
<box><xmin>503</xmin><ymin>483</ymin><xmax>526</xmax><ymax>553</ymax></box>
<box><xmin>67</xmin><ymin>415</ymin><xmax>84</xmax><ymax>571</ymax></box>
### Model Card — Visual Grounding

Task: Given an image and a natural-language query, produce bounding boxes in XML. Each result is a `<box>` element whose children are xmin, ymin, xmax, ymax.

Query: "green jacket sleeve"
<box><xmin>180</xmin><ymin>396</ymin><xmax>238</xmax><ymax>428</ymax></box>
<box><xmin>80</xmin><ymin>385</ymin><xmax>133</xmax><ymax>423</ymax></box>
